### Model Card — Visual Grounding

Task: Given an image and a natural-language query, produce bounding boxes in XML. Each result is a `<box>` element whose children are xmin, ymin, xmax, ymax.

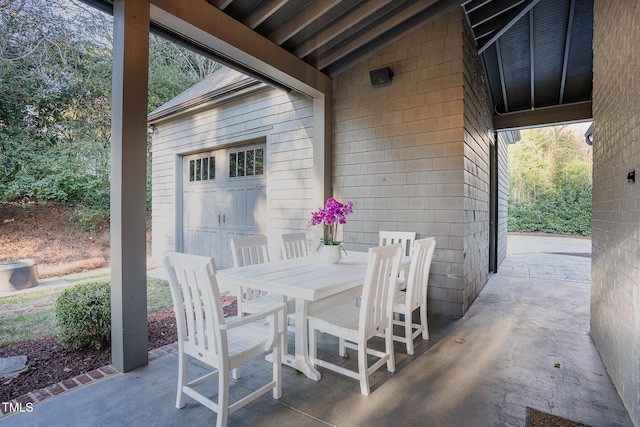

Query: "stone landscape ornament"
<box><xmin>0</xmin><ymin>259</ymin><xmax>39</xmax><ymax>291</ymax></box>
<box><xmin>0</xmin><ymin>355</ymin><xmax>28</xmax><ymax>379</ymax></box>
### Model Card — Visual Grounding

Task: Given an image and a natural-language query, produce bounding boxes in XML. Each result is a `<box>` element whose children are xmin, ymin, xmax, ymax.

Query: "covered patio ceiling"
<box><xmin>85</xmin><ymin>0</ymin><xmax>593</xmax><ymax>130</ymax></box>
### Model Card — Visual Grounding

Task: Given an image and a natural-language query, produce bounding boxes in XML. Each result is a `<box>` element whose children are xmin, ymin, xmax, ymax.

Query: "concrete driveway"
<box><xmin>507</xmin><ymin>233</ymin><xmax>591</xmax><ymax>255</ymax></box>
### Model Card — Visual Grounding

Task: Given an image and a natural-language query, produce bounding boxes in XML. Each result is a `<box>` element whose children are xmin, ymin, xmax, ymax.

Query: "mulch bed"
<box><xmin>527</xmin><ymin>407</ymin><xmax>592</xmax><ymax>426</ymax></box>
<box><xmin>0</xmin><ymin>308</ymin><xmax>177</xmax><ymax>402</ymax></box>
<box><xmin>1</xmin><ymin>298</ymin><xmax>237</xmax><ymax>403</ymax></box>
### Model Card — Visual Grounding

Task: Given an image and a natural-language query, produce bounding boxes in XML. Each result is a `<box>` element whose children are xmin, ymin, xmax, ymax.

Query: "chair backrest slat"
<box><xmin>379</xmin><ymin>231</ymin><xmax>416</xmax><ymax>257</ymax></box>
<box><xmin>281</xmin><ymin>232</ymin><xmax>309</xmax><ymax>259</ymax></box>
<box><xmin>230</xmin><ymin>236</ymin><xmax>270</xmax><ymax>268</ymax></box>
<box><xmin>405</xmin><ymin>238</ymin><xmax>436</xmax><ymax>305</ymax></box>
<box><xmin>163</xmin><ymin>252</ymin><xmax>226</xmax><ymax>360</ymax></box>
<box><xmin>230</xmin><ymin>236</ymin><xmax>271</xmax><ymax>311</ymax></box>
<box><xmin>359</xmin><ymin>244</ymin><xmax>403</xmax><ymax>340</ymax></box>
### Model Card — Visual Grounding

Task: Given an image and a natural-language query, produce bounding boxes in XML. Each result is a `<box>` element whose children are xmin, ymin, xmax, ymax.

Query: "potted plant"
<box><xmin>309</xmin><ymin>197</ymin><xmax>354</xmax><ymax>263</ymax></box>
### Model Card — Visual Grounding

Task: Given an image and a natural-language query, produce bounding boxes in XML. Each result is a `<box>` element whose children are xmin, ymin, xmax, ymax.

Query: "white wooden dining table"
<box><xmin>216</xmin><ymin>250</ymin><xmax>410</xmax><ymax>381</ymax></box>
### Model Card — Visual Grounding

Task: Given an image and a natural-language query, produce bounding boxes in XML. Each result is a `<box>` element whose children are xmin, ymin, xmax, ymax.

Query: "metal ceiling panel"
<box><xmin>465</xmin><ymin>0</ymin><xmax>593</xmax><ymax>119</ymax></box>
<box><xmin>499</xmin><ymin>17</ymin><xmax>531</xmax><ymax>111</ymax></box>
<box><xmin>532</xmin><ymin>0</ymin><xmax>569</xmax><ymax>108</ymax></box>
<box><xmin>563</xmin><ymin>0</ymin><xmax>593</xmax><ymax>103</ymax></box>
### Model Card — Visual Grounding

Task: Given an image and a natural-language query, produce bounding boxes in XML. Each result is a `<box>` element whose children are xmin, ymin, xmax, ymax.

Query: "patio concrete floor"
<box><xmin>0</xmin><ymin>235</ymin><xmax>633</xmax><ymax>426</ymax></box>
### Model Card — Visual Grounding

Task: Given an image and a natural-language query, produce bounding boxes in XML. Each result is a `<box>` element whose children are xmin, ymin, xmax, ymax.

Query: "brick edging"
<box><xmin>0</xmin><ymin>342</ymin><xmax>179</xmax><ymax>418</ymax></box>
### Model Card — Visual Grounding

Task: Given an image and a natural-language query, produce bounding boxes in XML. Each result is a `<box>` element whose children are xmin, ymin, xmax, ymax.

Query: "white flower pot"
<box><xmin>319</xmin><ymin>244</ymin><xmax>342</xmax><ymax>264</ymax></box>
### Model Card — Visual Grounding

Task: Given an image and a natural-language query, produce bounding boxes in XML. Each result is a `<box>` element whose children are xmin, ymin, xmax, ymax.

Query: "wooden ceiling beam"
<box><xmin>468</xmin><ymin>0</ymin><xmax>525</xmax><ymax>28</ymax></box>
<box><xmin>149</xmin><ymin>0</ymin><xmax>331</xmax><ymax>97</ymax></box>
<box><xmin>268</xmin><ymin>0</ymin><xmax>342</xmax><ymax>45</ymax></box>
<box><xmin>476</xmin><ymin>0</ymin><xmax>540</xmax><ymax>55</ymax></box>
<box><xmin>315</xmin><ymin>0</ymin><xmax>438</xmax><ymax>70</ymax></box>
<box><xmin>294</xmin><ymin>0</ymin><xmax>394</xmax><ymax>58</ymax></box>
<box><xmin>559</xmin><ymin>0</ymin><xmax>576</xmax><ymax>104</ymax></box>
<box><xmin>207</xmin><ymin>0</ymin><xmax>233</xmax><ymax>11</ymax></box>
<box><xmin>244</xmin><ymin>0</ymin><xmax>290</xmax><ymax>29</ymax></box>
<box><xmin>493</xmin><ymin>101</ymin><xmax>592</xmax><ymax>130</ymax></box>
<box><xmin>496</xmin><ymin>39</ymin><xmax>509</xmax><ymax>112</ymax></box>
<box><xmin>463</xmin><ymin>0</ymin><xmax>492</xmax><ymax>14</ymax></box>
<box><xmin>529</xmin><ymin>10</ymin><xmax>534</xmax><ymax>108</ymax></box>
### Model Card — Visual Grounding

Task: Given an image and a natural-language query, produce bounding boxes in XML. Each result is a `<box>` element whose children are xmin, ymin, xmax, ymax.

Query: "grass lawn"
<box><xmin>0</xmin><ymin>277</ymin><xmax>172</xmax><ymax>348</ymax></box>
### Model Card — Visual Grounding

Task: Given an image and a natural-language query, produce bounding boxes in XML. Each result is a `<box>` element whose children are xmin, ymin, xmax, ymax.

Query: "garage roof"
<box><xmin>147</xmin><ymin>66</ymin><xmax>260</xmax><ymax>122</ymax></box>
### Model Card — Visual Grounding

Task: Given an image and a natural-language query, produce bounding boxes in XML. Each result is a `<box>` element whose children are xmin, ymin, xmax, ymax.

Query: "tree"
<box><xmin>0</xmin><ymin>0</ymin><xmax>218</xmax><ymax>228</ymax></box>
<box><xmin>508</xmin><ymin>125</ymin><xmax>593</xmax><ymax>235</ymax></box>
<box><xmin>0</xmin><ymin>0</ymin><xmax>112</xmax><ymax>215</ymax></box>
<box><xmin>148</xmin><ymin>36</ymin><xmax>220</xmax><ymax>112</ymax></box>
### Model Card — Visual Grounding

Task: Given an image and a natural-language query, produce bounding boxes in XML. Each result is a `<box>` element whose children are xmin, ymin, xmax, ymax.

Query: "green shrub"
<box><xmin>54</xmin><ymin>281</ymin><xmax>111</xmax><ymax>350</ymax></box>
<box><xmin>507</xmin><ymin>126</ymin><xmax>592</xmax><ymax>236</ymax></box>
<box><xmin>71</xmin><ymin>202</ymin><xmax>109</xmax><ymax>231</ymax></box>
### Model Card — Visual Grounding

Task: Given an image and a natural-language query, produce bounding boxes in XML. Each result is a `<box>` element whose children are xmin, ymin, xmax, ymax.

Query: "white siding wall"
<box><xmin>151</xmin><ymin>86</ymin><xmax>315</xmax><ymax>264</ymax></box>
<box><xmin>591</xmin><ymin>1</ymin><xmax>640</xmax><ymax>425</ymax></box>
<box><xmin>332</xmin><ymin>9</ymin><xmax>494</xmax><ymax>316</ymax></box>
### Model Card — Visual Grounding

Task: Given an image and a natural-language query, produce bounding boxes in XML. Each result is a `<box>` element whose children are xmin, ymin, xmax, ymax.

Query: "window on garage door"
<box><xmin>229</xmin><ymin>147</ymin><xmax>264</xmax><ymax>178</ymax></box>
<box><xmin>182</xmin><ymin>144</ymin><xmax>266</xmax><ymax>269</ymax></box>
<box><xmin>188</xmin><ymin>155</ymin><xmax>215</xmax><ymax>182</ymax></box>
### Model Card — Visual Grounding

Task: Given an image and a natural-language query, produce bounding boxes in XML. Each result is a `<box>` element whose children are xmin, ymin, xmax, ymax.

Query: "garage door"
<box><xmin>182</xmin><ymin>144</ymin><xmax>266</xmax><ymax>269</ymax></box>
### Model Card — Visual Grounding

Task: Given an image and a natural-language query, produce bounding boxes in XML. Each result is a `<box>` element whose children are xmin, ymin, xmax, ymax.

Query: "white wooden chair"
<box><xmin>378</xmin><ymin>230</ymin><xmax>416</xmax><ymax>256</ymax></box>
<box><xmin>379</xmin><ymin>230</ymin><xmax>416</xmax><ymax>288</ymax></box>
<box><xmin>281</xmin><ymin>232</ymin><xmax>309</xmax><ymax>259</ymax></box>
<box><xmin>307</xmin><ymin>243</ymin><xmax>403</xmax><ymax>395</ymax></box>
<box><xmin>163</xmin><ymin>252</ymin><xmax>285</xmax><ymax>427</ymax></box>
<box><xmin>230</xmin><ymin>236</ymin><xmax>275</xmax><ymax>316</ymax></box>
<box><xmin>390</xmin><ymin>237</ymin><xmax>436</xmax><ymax>355</ymax></box>
<box><xmin>280</xmin><ymin>232</ymin><xmax>310</xmax><ymax>332</ymax></box>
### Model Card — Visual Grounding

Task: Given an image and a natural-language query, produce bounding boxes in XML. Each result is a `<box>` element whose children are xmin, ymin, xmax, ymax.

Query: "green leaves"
<box><xmin>54</xmin><ymin>281</ymin><xmax>111</xmax><ymax>351</ymax></box>
<box><xmin>508</xmin><ymin>126</ymin><xmax>592</xmax><ymax>236</ymax></box>
<box><xmin>0</xmin><ymin>0</ymin><xmax>218</xmax><ymax>229</ymax></box>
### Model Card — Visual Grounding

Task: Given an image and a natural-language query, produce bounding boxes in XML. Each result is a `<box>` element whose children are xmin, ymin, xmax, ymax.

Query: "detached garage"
<box><xmin>148</xmin><ymin>67</ymin><xmax>318</xmax><ymax>269</ymax></box>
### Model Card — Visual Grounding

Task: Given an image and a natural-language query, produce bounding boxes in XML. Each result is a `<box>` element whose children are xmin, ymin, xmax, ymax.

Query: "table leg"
<box><xmin>265</xmin><ymin>297</ymin><xmax>321</xmax><ymax>380</ymax></box>
<box><xmin>291</xmin><ymin>298</ymin><xmax>322</xmax><ymax>380</ymax></box>
<box><xmin>266</xmin><ymin>286</ymin><xmax>366</xmax><ymax>380</ymax></box>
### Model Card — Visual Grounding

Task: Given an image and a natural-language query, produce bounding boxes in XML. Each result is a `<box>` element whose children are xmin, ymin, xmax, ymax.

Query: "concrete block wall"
<box><xmin>332</xmin><ymin>9</ymin><xmax>494</xmax><ymax>316</ymax></box>
<box><xmin>591</xmin><ymin>1</ymin><xmax>640</xmax><ymax>425</ymax></box>
<box><xmin>151</xmin><ymin>86</ymin><xmax>315</xmax><ymax>265</ymax></box>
